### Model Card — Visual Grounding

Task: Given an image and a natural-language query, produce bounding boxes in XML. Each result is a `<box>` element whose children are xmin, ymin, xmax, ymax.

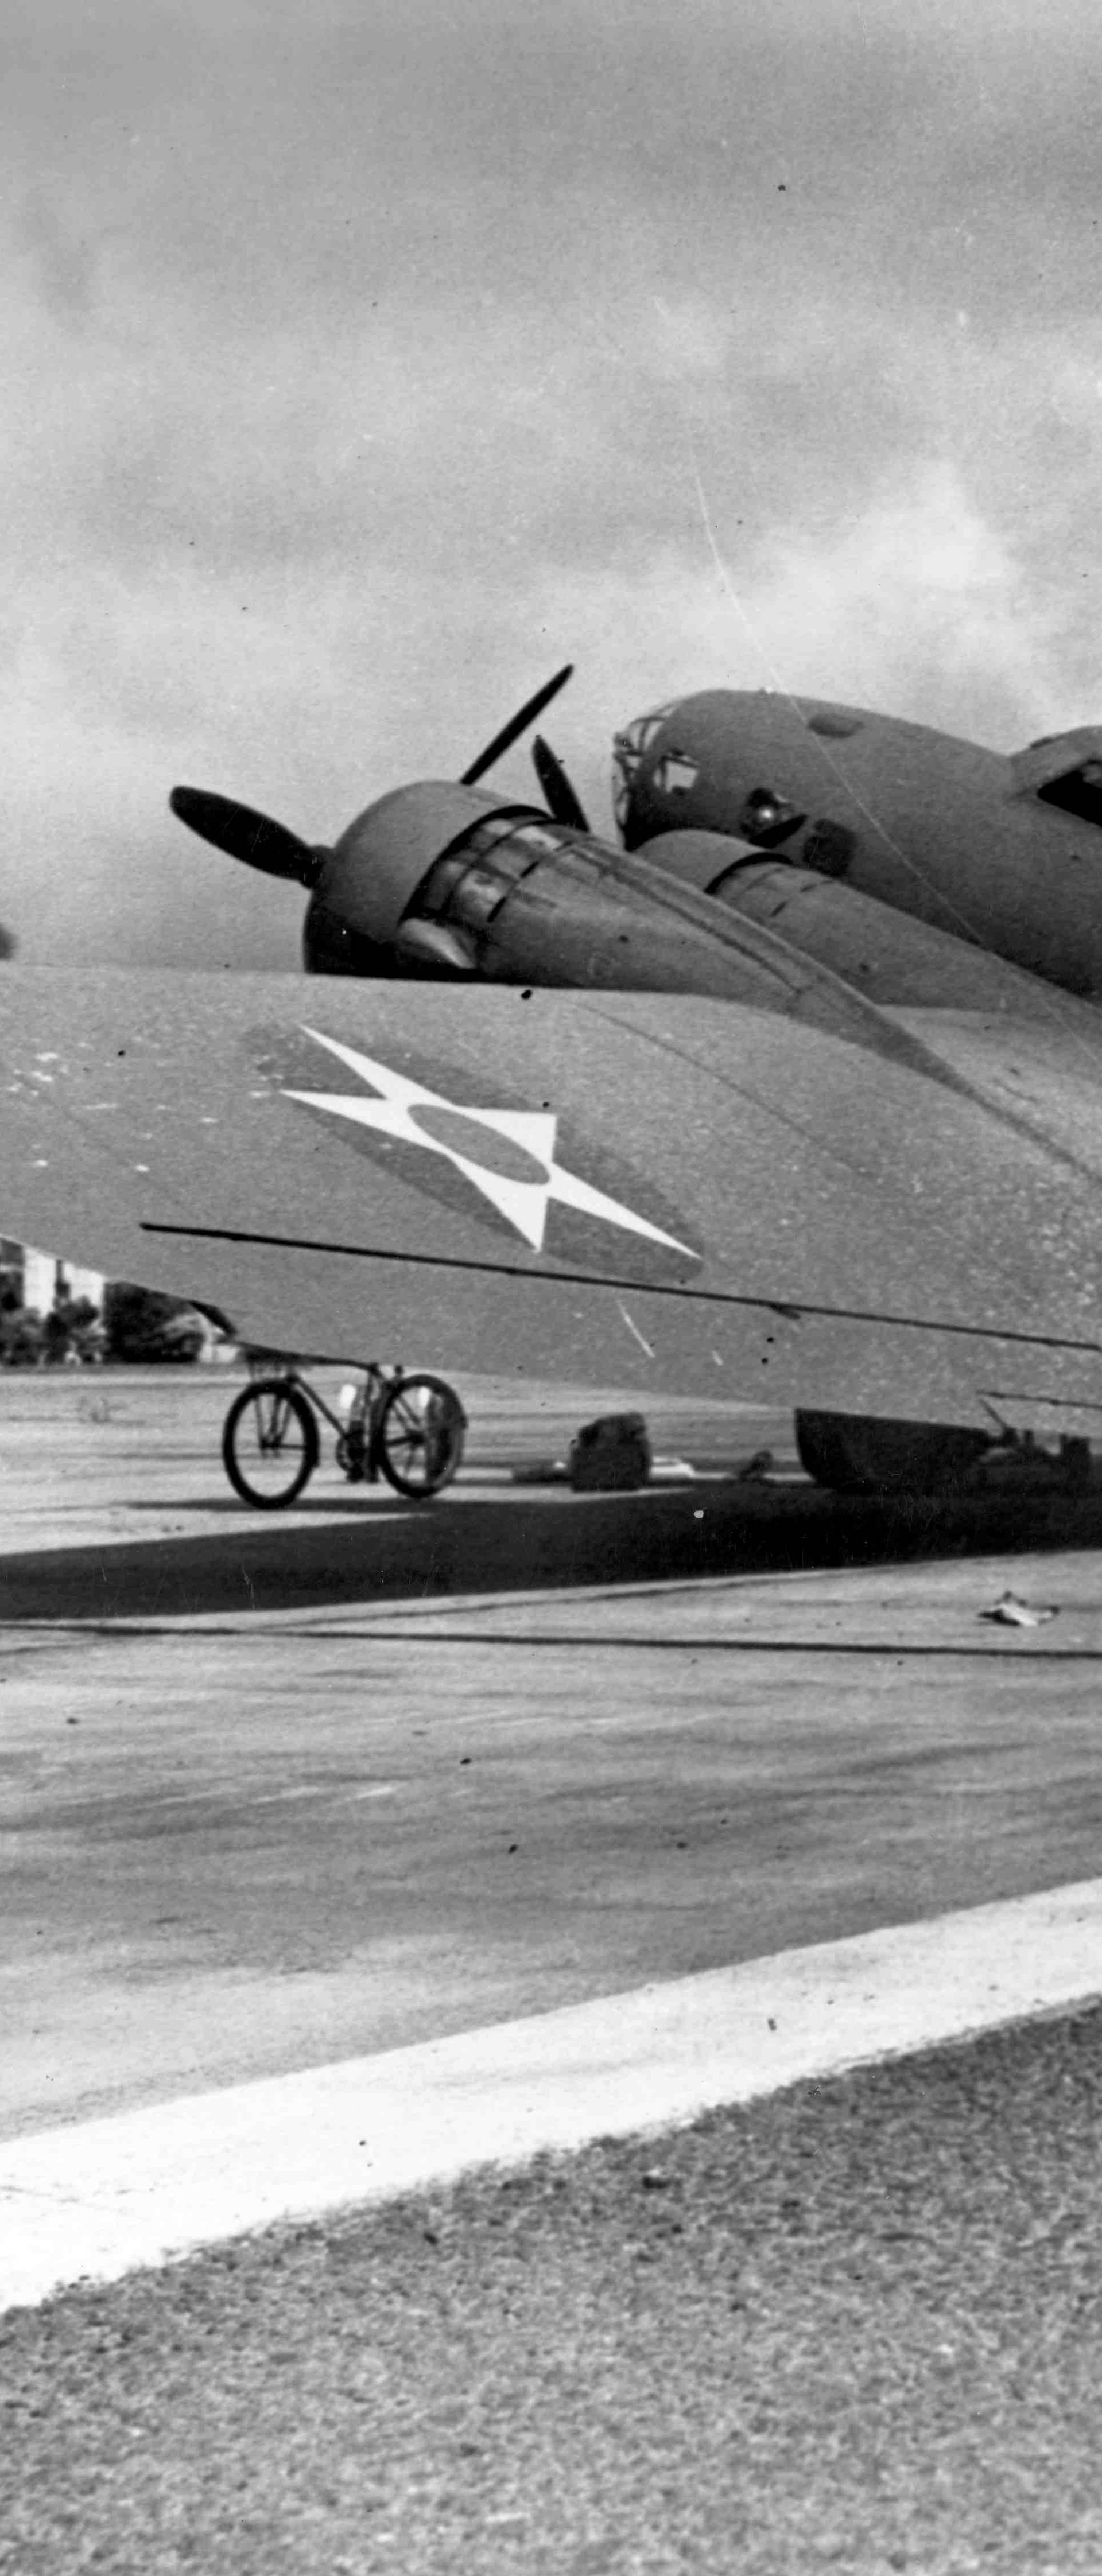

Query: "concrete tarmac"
<box><xmin>5</xmin><ymin>1368</ymin><xmax>1102</xmax><ymax>2141</ymax></box>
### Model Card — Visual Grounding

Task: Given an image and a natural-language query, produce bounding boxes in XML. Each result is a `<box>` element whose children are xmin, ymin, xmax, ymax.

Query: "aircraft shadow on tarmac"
<box><xmin>7</xmin><ymin>1475</ymin><xmax>1102</xmax><ymax>1625</ymax></box>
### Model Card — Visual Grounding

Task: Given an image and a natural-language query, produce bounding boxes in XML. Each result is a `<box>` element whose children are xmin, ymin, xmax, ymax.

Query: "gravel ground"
<box><xmin>3</xmin><ymin>2004</ymin><xmax>1102</xmax><ymax>2575</ymax></box>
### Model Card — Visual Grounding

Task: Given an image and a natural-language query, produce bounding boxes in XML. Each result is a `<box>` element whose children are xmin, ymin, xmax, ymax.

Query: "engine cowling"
<box><xmin>635</xmin><ymin>832</ymin><xmax>1050</xmax><ymax>1013</ymax></box>
<box><xmin>301</xmin><ymin>783</ymin><xmax>551</xmax><ymax>974</ymax></box>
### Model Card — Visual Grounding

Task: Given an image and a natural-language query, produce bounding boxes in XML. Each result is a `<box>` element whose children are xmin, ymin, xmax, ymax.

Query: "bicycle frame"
<box><xmin>242</xmin><ymin>1353</ymin><xmax>403</xmax><ymax>1481</ymax></box>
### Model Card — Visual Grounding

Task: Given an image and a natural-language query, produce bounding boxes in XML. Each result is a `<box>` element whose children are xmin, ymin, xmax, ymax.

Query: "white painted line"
<box><xmin>4</xmin><ymin>1877</ymin><xmax>1102</xmax><ymax>2313</ymax></box>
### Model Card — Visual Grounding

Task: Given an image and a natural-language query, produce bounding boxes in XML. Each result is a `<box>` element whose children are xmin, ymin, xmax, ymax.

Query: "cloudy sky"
<box><xmin>4</xmin><ymin>0</ymin><xmax>1101</xmax><ymax>966</ymax></box>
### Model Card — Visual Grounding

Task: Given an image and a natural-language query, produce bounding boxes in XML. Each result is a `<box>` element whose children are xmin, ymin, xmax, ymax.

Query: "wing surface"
<box><xmin>888</xmin><ymin>1006</ymin><xmax>1102</xmax><ymax>1182</ymax></box>
<box><xmin>3</xmin><ymin>969</ymin><xmax>1102</xmax><ymax>1433</ymax></box>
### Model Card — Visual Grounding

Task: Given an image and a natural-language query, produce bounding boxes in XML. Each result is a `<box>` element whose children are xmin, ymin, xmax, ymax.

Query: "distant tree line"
<box><xmin>0</xmin><ymin>1280</ymin><xmax>232</xmax><ymax>1367</ymax></box>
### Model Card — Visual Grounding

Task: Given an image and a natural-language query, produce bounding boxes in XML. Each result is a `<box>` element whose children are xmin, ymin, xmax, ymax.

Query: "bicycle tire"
<box><xmin>222</xmin><ymin>1378</ymin><xmax>319</xmax><ymax>1509</ymax></box>
<box><xmin>373</xmin><ymin>1373</ymin><xmax>466</xmax><ymax>1499</ymax></box>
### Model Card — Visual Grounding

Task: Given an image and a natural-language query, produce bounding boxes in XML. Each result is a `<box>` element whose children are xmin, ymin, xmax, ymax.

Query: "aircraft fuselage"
<box><xmin>615</xmin><ymin>691</ymin><xmax>1102</xmax><ymax>1003</ymax></box>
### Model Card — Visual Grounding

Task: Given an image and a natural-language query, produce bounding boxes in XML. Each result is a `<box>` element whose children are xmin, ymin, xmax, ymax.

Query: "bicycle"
<box><xmin>221</xmin><ymin>1357</ymin><xmax>467</xmax><ymax>1510</ymax></box>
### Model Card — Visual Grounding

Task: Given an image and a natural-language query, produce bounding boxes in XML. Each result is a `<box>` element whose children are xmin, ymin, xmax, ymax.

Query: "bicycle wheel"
<box><xmin>222</xmin><ymin>1378</ymin><xmax>319</xmax><ymax>1509</ymax></box>
<box><xmin>372</xmin><ymin>1373</ymin><xmax>466</xmax><ymax>1499</ymax></box>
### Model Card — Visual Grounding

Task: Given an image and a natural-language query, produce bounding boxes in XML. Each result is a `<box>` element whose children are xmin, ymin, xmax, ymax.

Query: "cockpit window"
<box><xmin>1035</xmin><ymin>762</ymin><xmax>1102</xmax><ymax>829</ymax></box>
<box><xmin>805</xmin><ymin>710</ymin><xmax>863</xmax><ymax>740</ymax></box>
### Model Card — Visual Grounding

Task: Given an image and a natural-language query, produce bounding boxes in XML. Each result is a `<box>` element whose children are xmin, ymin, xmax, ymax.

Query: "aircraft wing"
<box><xmin>888</xmin><ymin>1005</ymin><xmax>1102</xmax><ymax>1186</ymax></box>
<box><xmin>2</xmin><ymin>967</ymin><xmax>1102</xmax><ymax>1435</ymax></box>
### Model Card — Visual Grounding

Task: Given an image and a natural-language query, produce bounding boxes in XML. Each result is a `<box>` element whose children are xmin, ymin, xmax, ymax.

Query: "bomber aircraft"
<box><xmin>168</xmin><ymin>667</ymin><xmax>1102</xmax><ymax>1024</ymax></box>
<box><xmin>166</xmin><ymin>665</ymin><xmax>1102</xmax><ymax>1030</ymax></box>
<box><xmin>7</xmin><ymin>670</ymin><xmax>1102</xmax><ymax>1501</ymax></box>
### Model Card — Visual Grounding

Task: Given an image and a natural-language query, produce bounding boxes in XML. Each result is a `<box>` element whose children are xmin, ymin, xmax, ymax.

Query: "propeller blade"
<box><xmin>459</xmin><ymin>663</ymin><xmax>573</xmax><ymax>788</ymax></box>
<box><xmin>169</xmin><ymin>787</ymin><xmax>324</xmax><ymax>887</ymax></box>
<box><xmin>531</xmin><ymin>734</ymin><xmax>591</xmax><ymax>833</ymax></box>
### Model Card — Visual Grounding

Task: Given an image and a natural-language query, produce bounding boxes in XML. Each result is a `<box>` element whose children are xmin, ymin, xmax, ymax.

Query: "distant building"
<box><xmin>0</xmin><ymin>1238</ymin><xmax>105</xmax><ymax>1314</ymax></box>
<box><xmin>0</xmin><ymin>1235</ymin><xmax>235</xmax><ymax>1362</ymax></box>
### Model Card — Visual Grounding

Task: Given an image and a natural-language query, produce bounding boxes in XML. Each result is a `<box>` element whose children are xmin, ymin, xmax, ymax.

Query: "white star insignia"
<box><xmin>284</xmin><ymin>1028</ymin><xmax>697</xmax><ymax>1259</ymax></box>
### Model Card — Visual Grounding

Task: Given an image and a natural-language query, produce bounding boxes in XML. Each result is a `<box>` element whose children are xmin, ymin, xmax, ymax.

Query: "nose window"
<box><xmin>653</xmin><ymin>750</ymin><xmax>699</xmax><ymax>797</ymax></box>
<box><xmin>611</xmin><ymin>706</ymin><xmax>676</xmax><ymax>833</ymax></box>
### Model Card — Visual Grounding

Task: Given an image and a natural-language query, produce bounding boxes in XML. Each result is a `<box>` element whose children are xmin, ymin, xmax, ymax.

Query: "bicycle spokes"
<box><xmin>374</xmin><ymin>1375</ymin><xmax>465</xmax><ymax>1499</ymax></box>
<box><xmin>222</xmin><ymin>1378</ymin><xmax>319</xmax><ymax>1509</ymax></box>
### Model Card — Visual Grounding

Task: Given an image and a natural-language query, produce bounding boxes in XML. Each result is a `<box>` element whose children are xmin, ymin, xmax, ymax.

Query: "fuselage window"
<box><xmin>1036</xmin><ymin>763</ymin><xmax>1102</xmax><ymax>829</ymax></box>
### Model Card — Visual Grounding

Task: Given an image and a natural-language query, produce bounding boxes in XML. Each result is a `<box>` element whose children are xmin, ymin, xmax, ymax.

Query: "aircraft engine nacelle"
<box><xmin>635</xmin><ymin>832</ymin><xmax>1051</xmax><ymax>1013</ymax></box>
<box><xmin>304</xmin><ymin>786</ymin><xmax>809</xmax><ymax>996</ymax></box>
<box><xmin>299</xmin><ymin>788</ymin><xmax>964</xmax><ymax>1076</ymax></box>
